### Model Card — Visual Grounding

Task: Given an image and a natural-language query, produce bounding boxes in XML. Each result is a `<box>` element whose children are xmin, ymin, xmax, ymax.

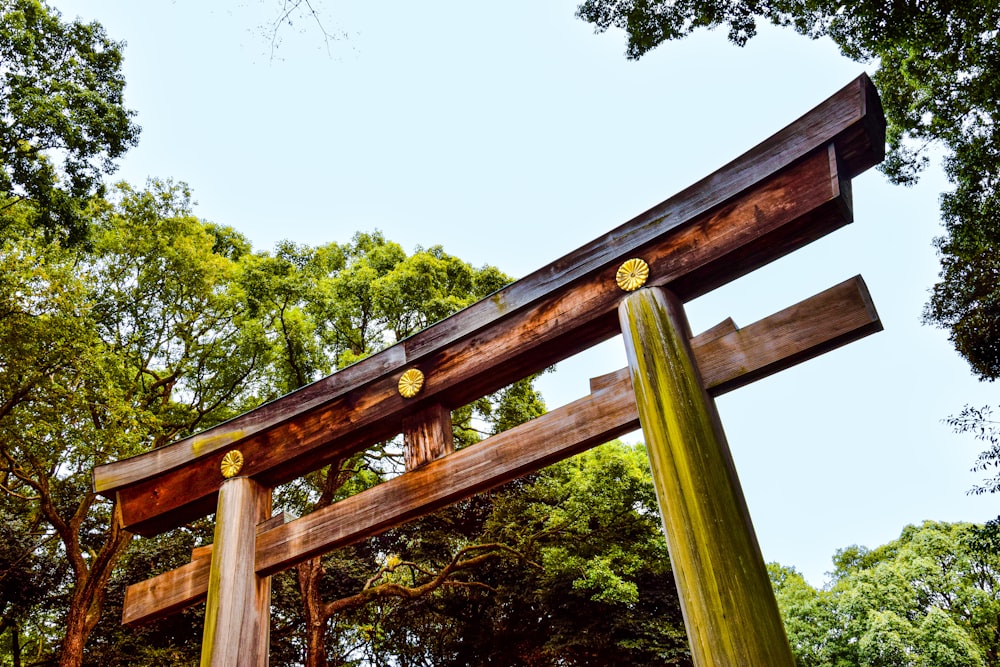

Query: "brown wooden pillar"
<box><xmin>618</xmin><ymin>286</ymin><xmax>794</xmax><ymax>666</ymax></box>
<box><xmin>200</xmin><ymin>476</ymin><xmax>272</xmax><ymax>667</ymax></box>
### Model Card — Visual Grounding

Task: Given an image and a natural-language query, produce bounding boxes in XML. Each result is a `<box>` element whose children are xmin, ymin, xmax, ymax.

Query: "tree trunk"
<box><xmin>297</xmin><ymin>557</ymin><xmax>329</xmax><ymax>667</ymax></box>
<box><xmin>57</xmin><ymin>511</ymin><xmax>131</xmax><ymax>667</ymax></box>
<box><xmin>11</xmin><ymin>623</ymin><xmax>21</xmax><ymax>667</ymax></box>
<box><xmin>59</xmin><ymin>596</ymin><xmax>92</xmax><ymax>667</ymax></box>
<box><xmin>297</xmin><ymin>457</ymin><xmax>353</xmax><ymax>667</ymax></box>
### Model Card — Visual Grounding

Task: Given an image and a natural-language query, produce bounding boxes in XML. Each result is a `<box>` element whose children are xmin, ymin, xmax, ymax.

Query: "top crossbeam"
<box><xmin>94</xmin><ymin>74</ymin><xmax>884</xmax><ymax>536</ymax></box>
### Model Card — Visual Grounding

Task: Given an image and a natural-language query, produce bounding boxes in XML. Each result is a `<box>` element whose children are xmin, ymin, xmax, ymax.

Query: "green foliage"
<box><xmin>239</xmin><ymin>230</ymin><xmax>513</xmax><ymax>395</ymax></box>
<box><xmin>0</xmin><ymin>176</ymin><xmax>649</xmax><ymax>664</ymax></box>
<box><xmin>82</xmin><ymin>529</ymin><xmax>208</xmax><ymax>667</ymax></box>
<box><xmin>946</xmin><ymin>405</ymin><xmax>1000</xmax><ymax>494</ymax></box>
<box><xmin>346</xmin><ymin>442</ymin><xmax>690</xmax><ymax>666</ymax></box>
<box><xmin>0</xmin><ymin>490</ymin><xmax>68</xmax><ymax>666</ymax></box>
<box><xmin>767</xmin><ymin>564</ymin><xmax>840</xmax><ymax>664</ymax></box>
<box><xmin>574</xmin><ymin>0</ymin><xmax>1000</xmax><ymax>381</ymax></box>
<box><xmin>771</xmin><ymin>521</ymin><xmax>1000</xmax><ymax>666</ymax></box>
<box><xmin>239</xmin><ymin>231</ymin><xmax>555</xmax><ymax>665</ymax></box>
<box><xmin>0</xmin><ymin>0</ymin><xmax>139</xmax><ymax>245</ymax></box>
<box><xmin>0</xmin><ymin>181</ymin><xmax>269</xmax><ymax>663</ymax></box>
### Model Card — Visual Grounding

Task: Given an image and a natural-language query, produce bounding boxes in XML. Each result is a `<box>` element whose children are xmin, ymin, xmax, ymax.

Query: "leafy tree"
<box><xmin>81</xmin><ymin>529</ymin><xmax>208</xmax><ymax>667</ymax></box>
<box><xmin>766</xmin><ymin>564</ymin><xmax>842</xmax><ymax>665</ymax></box>
<box><xmin>1</xmin><ymin>191</ymin><xmax>674</xmax><ymax>665</ymax></box>
<box><xmin>224</xmin><ymin>231</ymin><xmax>681</xmax><ymax>667</ymax></box>
<box><xmin>0</xmin><ymin>0</ymin><xmax>139</xmax><ymax>245</ymax></box>
<box><xmin>0</xmin><ymin>182</ymin><xmax>268</xmax><ymax>666</ymax></box>
<box><xmin>469</xmin><ymin>441</ymin><xmax>689</xmax><ymax>665</ymax></box>
<box><xmin>341</xmin><ymin>442</ymin><xmax>690</xmax><ymax>666</ymax></box>
<box><xmin>240</xmin><ymin>231</ymin><xmax>546</xmax><ymax>666</ymax></box>
<box><xmin>574</xmin><ymin>0</ymin><xmax>1000</xmax><ymax>382</ymax></box>
<box><xmin>0</xmin><ymin>199</ymin><xmax>545</xmax><ymax>665</ymax></box>
<box><xmin>771</xmin><ymin>521</ymin><xmax>1000</xmax><ymax>666</ymax></box>
<box><xmin>0</xmin><ymin>488</ymin><xmax>69</xmax><ymax>667</ymax></box>
<box><xmin>946</xmin><ymin>405</ymin><xmax>1000</xmax><ymax>495</ymax></box>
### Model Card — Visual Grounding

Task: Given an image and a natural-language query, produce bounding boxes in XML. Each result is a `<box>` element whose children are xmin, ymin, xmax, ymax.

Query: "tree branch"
<box><xmin>323</xmin><ymin>543</ymin><xmax>537</xmax><ymax>618</ymax></box>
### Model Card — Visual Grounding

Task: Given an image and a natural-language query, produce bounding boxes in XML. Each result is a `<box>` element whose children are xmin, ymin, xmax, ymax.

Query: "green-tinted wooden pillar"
<box><xmin>618</xmin><ymin>285</ymin><xmax>794</xmax><ymax>666</ymax></box>
<box><xmin>201</xmin><ymin>476</ymin><xmax>272</xmax><ymax>667</ymax></box>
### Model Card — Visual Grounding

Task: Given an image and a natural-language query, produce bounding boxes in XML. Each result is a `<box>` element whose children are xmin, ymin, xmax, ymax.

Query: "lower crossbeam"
<box><xmin>124</xmin><ymin>276</ymin><xmax>879</xmax><ymax>626</ymax></box>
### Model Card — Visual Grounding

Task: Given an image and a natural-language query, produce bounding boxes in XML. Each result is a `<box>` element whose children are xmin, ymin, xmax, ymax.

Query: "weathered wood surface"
<box><xmin>620</xmin><ymin>286</ymin><xmax>795</xmax><ymax>665</ymax></box>
<box><xmin>698</xmin><ymin>275</ymin><xmax>881</xmax><ymax>394</ymax></box>
<box><xmin>100</xmin><ymin>136</ymin><xmax>863</xmax><ymax>535</ymax></box>
<box><xmin>123</xmin><ymin>512</ymin><xmax>294</xmax><ymax>627</ymax></box>
<box><xmin>200</xmin><ymin>478</ymin><xmax>272</xmax><ymax>667</ymax></box>
<box><xmin>99</xmin><ymin>77</ymin><xmax>879</xmax><ymax>501</ymax></box>
<box><xmin>403</xmin><ymin>403</ymin><xmax>454</xmax><ymax>471</ymax></box>
<box><xmin>123</xmin><ymin>276</ymin><xmax>879</xmax><ymax>626</ymax></box>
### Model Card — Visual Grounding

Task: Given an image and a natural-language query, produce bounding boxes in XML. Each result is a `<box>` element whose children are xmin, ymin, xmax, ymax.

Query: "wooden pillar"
<box><xmin>201</xmin><ymin>477</ymin><xmax>272</xmax><ymax>667</ymax></box>
<box><xmin>618</xmin><ymin>286</ymin><xmax>794</xmax><ymax>666</ymax></box>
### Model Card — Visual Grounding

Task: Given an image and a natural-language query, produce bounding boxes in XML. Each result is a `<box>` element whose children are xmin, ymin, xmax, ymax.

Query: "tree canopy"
<box><xmin>292</xmin><ymin>441</ymin><xmax>690</xmax><ymax>666</ymax></box>
<box><xmin>0</xmin><ymin>185</ymin><xmax>573</xmax><ymax>665</ymax></box>
<box><xmin>575</xmin><ymin>0</ymin><xmax>1000</xmax><ymax>381</ymax></box>
<box><xmin>0</xmin><ymin>0</ymin><xmax>139</xmax><ymax>245</ymax></box>
<box><xmin>0</xmin><ymin>182</ymin><xmax>268</xmax><ymax>665</ymax></box>
<box><xmin>770</xmin><ymin>520</ymin><xmax>1000</xmax><ymax>666</ymax></box>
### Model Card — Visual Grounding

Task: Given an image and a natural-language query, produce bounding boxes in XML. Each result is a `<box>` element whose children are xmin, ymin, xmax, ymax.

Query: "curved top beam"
<box><xmin>94</xmin><ymin>75</ymin><xmax>884</xmax><ymax>536</ymax></box>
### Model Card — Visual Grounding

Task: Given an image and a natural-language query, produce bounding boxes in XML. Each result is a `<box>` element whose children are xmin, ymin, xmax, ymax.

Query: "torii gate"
<box><xmin>94</xmin><ymin>75</ymin><xmax>885</xmax><ymax>666</ymax></box>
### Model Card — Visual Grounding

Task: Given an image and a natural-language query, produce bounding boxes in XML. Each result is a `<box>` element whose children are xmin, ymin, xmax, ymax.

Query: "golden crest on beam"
<box><xmin>398</xmin><ymin>369</ymin><xmax>425</xmax><ymax>398</ymax></box>
<box><xmin>220</xmin><ymin>450</ymin><xmax>244</xmax><ymax>478</ymax></box>
<box><xmin>616</xmin><ymin>258</ymin><xmax>650</xmax><ymax>292</ymax></box>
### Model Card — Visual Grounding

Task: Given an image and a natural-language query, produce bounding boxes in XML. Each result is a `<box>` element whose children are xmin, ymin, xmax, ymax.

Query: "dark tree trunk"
<box><xmin>297</xmin><ymin>557</ymin><xmax>330</xmax><ymax>667</ymax></box>
<box><xmin>56</xmin><ymin>508</ymin><xmax>131</xmax><ymax>667</ymax></box>
<box><xmin>11</xmin><ymin>623</ymin><xmax>21</xmax><ymax>667</ymax></box>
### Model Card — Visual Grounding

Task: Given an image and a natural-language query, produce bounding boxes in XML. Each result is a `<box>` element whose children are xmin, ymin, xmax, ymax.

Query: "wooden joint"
<box><xmin>402</xmin><ymin>403</ymin><xmax>454</xmax><ymax>471</ymax></box>
<box><xmin>190</xmin><ymin>511</ymin><xmax>296</xmax><ymax>562</ymax></box>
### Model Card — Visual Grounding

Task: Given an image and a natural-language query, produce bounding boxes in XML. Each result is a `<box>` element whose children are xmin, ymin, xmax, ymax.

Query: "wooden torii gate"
<box><xmin>94</xmin><ymin>75</ymin><xmax>885</xmax><ymax>665</ymax></box>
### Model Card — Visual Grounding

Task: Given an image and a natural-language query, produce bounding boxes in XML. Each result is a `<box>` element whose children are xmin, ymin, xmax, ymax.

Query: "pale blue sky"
<box><xmin>60</xmin><ymin>0</ymin><xmax>996</xmax><ymax>586</ymax></box>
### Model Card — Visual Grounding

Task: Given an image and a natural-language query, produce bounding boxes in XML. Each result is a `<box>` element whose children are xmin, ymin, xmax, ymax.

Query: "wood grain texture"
<box><xmin>124</xmin><ymin>512</ymin><xmax>294</xmax><ymax>627</ymax></box>
<box><xmin>104</xmin><ymin>140</ymin><xmax>858</xmax><ymax>536</ymax></box>
<box><xmin>94</xmin><ymin>76</ymin><xmax>881</xmax><ymax>517</ymax></box>
<box><xmin>619</xmin><ymin>286</ymin><xmax>795</xmax><ymax>665</ymax></box>
<box><xmin>122</xmin><ymin>276</ymin><xmax>880</xmax><ymax>625</ymax></box>
<box><xmin>403</xmin><ymin>403</ymin><xmax>454</xmax><ymax>471</ymax></box>
<box><xmin>255</xmin><ymin>367</ymin><xmax>641</xmax><ymax>576</ymax></box>
<box><xmin>200</xmin><ymin>478</ymin><xmax>272</xmax><ymax>667</ymax></box>
<box><xmin>698</xmin><ymin>275</ymin><xmax>881</xmax><ymax>395</ymax></box>
<box><xmin>123</xmin><ymin>558</ymin><xmax>209</xmax><ymax>627</ymax></box>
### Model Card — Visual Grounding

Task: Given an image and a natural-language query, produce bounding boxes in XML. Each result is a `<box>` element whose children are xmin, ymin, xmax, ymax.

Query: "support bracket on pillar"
<box><xmin>402</xmin><ymin>403</ymin><xmax>454</xmax><ymax>471</ymax></box>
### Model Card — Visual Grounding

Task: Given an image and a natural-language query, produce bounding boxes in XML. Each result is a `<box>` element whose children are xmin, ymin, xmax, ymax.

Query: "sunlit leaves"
<box><xmin>458</xmin><ymin>441</ymin><xmax>688</xmax><ymax>665</ymax></box>
<box><xmin>771</xmin><ymin>521</ymin><xmax>1000</xmax><ymax>665</ymax></box>
<box><xmin>0</xmin><ymin>0</ymin><xmax>139</xmax><ymax>244</ymax></box>
<box><xmin>0</xmin><ymin>182</ymin><xmax>269</xmax><ymax>662</ymax></box>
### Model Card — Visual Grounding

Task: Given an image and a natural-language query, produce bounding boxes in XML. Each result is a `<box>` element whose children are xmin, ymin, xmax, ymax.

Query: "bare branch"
<box><xmin>268</xmin><ymin>0</ymin><xmax>340</xmax><ymax>60</ymax></box>
<box><xmin>0</xmin><ymin>478</ymin><xmax>39</xmax><ymax>501</ymax></box>
<box><xmin>323</xmin><ymin>542</ymin><xmax>536</xmax><ymax>618</ymax></box>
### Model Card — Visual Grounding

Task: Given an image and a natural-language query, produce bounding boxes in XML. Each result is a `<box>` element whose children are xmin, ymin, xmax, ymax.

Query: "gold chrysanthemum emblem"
<box><xmin>220</xmin><ymin>450</ymin><xmax>244</xmax><ymax>478</ymax></box>
<box><xmin>398</xmin><ymin>368</ymin><xmax>425</xmax><ymax>398</ymax></box>
<box><xmin>616</xmin><ymin>258</ymin><xmax>650</xmax><ymax>292</ymax></box>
